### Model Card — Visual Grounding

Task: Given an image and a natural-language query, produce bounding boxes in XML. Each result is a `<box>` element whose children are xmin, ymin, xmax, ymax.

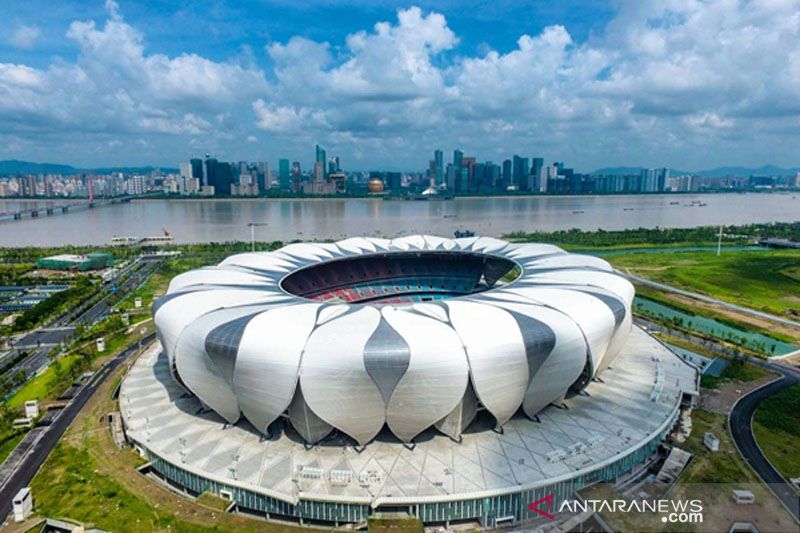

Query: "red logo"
<box><xmin>528</xmin><ymin>493</ymin><xmax>555</xmax><ymax>519</ymax></box>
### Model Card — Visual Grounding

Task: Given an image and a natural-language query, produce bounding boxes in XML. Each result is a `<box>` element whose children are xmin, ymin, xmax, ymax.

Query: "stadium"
<box><xmin>121</xmin><ymin>235</ymin><xmax>698</xmax><ymax>528</ymax></box>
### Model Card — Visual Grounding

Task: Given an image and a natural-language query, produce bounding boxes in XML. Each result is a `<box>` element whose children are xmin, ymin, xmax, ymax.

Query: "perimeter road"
<box><xmin>0</xmin><ymin>333</ymin><xmax>156</xmax><ymax>523</ymax></box>
<box><xmin>729</xmin><ymin>361</ymin><xmax>800</xmax><ymax>522</ymax></box>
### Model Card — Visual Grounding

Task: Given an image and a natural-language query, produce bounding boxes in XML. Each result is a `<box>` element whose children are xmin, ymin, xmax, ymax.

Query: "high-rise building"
<box><xmin>501</xmin><ymin>160</ymin><xmax>512</xmax><ymax>190</ymax></box>
<box><xmin>453</xmin><ymin>149</ymin><xmax>463</xmax><ymax>169</ymax></box>
<box><xmin>291</xmin><ymin>161</ymin><xmax>302</xmax><ymax>192</ymax></box>
<box><xmin>279</xmin><ymin>159</ymin><xmax>291</xmax><ymax>190</ymax></box>
<box><xmin>434</xmin><ymin>150</ymin><xmax>444</xmax><ymax>186</ymax></box>
<box><xmin>530</xmin><ymin>157</ymin><xmax>544</xmax><ymax>192</ymax></box>
<box><xmin>256</xmin><ymin>162</ymin><xmax>271</xmax><ymax>191</ymax></box>
<box><xmin>385</xmin><ymin>172</ymin><xmax>402</xmax><ymax>191</ymax></box>
<box><xmin>315</xmin><ymin>145</ymin><xmax>327</xmax><ymax>178</ymax></box>
<box><xmin>190</xmin><ymin>158</ymin><xmax>204</xmax><ymax>184</ymax></box>
<box><xmin>657</xmin><ymin>168</ymin><xmax>669</xmax><ymax>192</ymax></box>
<box><xmin>512</xmin><ymin>156</ymin><xmax>529</xmax><ymax>189</ymax></box>
<box><xmin>328</xmin><ymin>156</ymin><xmax>340</xmax><ymax>175</ymax></box>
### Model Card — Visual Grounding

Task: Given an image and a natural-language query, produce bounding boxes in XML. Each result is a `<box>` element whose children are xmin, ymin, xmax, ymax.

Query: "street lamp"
<box><xmin>247</xmin><ymin>222</ymin><xmax>268</xmax><ymax>252</ymax></box>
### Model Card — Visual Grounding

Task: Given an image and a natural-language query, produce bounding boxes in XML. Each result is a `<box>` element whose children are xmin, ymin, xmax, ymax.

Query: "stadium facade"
<box><xmin>122</xmin><ymin>235</ymin><xmax>699</xmax><ymax>528</ymax></box>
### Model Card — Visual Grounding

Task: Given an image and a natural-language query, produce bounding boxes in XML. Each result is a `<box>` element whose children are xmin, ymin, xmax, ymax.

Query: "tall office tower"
<box><xmin>530</xmin><ymin>157</ymin><xmax>544</xmax><ymax>191</ymax></box>
<box><xmin>502</xmin><ymin>159</ymin><xmax>512</xmax><ymax>189</ymax></box>
<box><xmin>386</xmin><ymin>172</ymin><xmax>402</xmax><ymax>190</ymax></box>
<box><xmin>489</xmin><ymin>163</ymin><xmax>501</xmax><ymax>191</ymax></box>
<box><xmin>460</xmin><ymin>157</ymin><xmax>476</xmax><ymax>192</ymax></box>
<box><xmin>545</xmin><ymin>164</ymin><xmax>558</xmax><ymax>192</ymax></box>
<box><xmin>453</xmin><ymin>149</ymin><xmax>463</xmax><ymax>169</ymax></box>
<box><xmin>179</xmin><ymin>163</ymin><xmax>192</xmax><ymax>180</ymax></box>
<box><xmin>313</xmin><ymin>161</ymin><xmax>325</xmax><ymax>183</ymax></box>
<box><xmin>190</xmin><ymin>158</ymin><xmax>204</xmax><ymax>184</ymax></box>
<box><xmin>434</xmin><ymin>150</ymin><xmax>444</xmax><ymax>185</ymax></box>
<box><xmin>427</xmin><ymin>160</ymin><xmax>437</xmax><ymax>187</ymax></box>
<box><xmin>328</xmin><ymin>156</ymin><xmax>340</xmax><ymax>175</ymax></box>
<box><xmin>445</xmin><ymin>164</ymin><xmax>456</xmax><ymax>190</ymax></box>
<box><xmin>211</xmin><ymin>161</ymin><xmax>234</xmax><ymax>195</ymax></box>
<box><xmin>257</xmin><ymin>161</ymin><xmax>271</xmax><ymax>191</ymax></box>
<box><xmin>279</xmin><ymin>159</ymin><xmax>291</xmax><ymax>189</ymax></box>
<box><xmin>315</xmin><ymin>145</ymin><xmax>327</xmax><ymax>178</ymax></box>
<box><xmin>657</xmin><ymin>168</ymin><xmax>669</xmax><ymax>192</ymax></box>
<box><xmin>512</xmin><ymin>156</ymin><xmax>530</xmax><ymax>189</ymax></box>
<box><xmin>204</xmin><ymin>157</ymin><xmax>217</xmax><ymax>192</ymax></box>
<box><xmin>291</xmin><ymin>161</ymin><xmax>302</xmax><ymax>192</ymax></box>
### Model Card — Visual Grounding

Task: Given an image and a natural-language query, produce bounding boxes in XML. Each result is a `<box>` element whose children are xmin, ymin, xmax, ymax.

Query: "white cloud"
<box><xmin>1</xmin><ymin>1</ymin><xmax>800</xmax><ymax>169</ymax></box>
<box><xmin>9</xmin><ymin>25</ymin><xmax>42</xmax><ymax>50</ymax></box>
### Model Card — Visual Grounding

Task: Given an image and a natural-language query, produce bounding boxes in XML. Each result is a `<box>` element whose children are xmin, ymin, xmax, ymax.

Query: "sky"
<box><xmin>0</xmin><ymin>0</ymin><xmax>799</xmax><ymax>172</ymax></box>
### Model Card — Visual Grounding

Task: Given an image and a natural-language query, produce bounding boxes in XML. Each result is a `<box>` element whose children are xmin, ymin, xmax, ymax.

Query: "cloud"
<box><xmin>1</xmin><ymin>1</ymin><xmax>800</xmax><ymax>169</ymax></box>
<box><xmin>9</xmin><ymin>24</ymin><xmax>42</xmax><ymax>50</ymax></box>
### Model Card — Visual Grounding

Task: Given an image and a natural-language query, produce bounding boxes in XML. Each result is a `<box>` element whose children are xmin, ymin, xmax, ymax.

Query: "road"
<box><xmin>0</xmin><ymin>333</ymin><xmax>156</xmax><ymax>523</ymax></box>
<box><xmin>1</xmin><ymin>256</ymin><xmax>162</xmax><ymax>388</ymax></box>
<box><xmin>619</xmin><ymin>270</ymin><xmax>800</xmax><ymax>329</ymax></box>
<box><xmin>729</xmin><ymin>361</ymin><xmax>800</xmax><ymax>522</ymax></box>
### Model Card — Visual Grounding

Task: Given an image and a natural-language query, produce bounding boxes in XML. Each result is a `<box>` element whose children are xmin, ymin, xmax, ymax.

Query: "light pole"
<box><xmin>247</xmin><ymin>222</ymin><xmax>267</xmax><ymax>252</ymax></box>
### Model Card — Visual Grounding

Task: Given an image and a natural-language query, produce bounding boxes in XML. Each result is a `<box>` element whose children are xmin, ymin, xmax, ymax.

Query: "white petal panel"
<box><xmin>445</xmin><ymin>301</ymin><xmax>528</xmax><ymax>426</ymax></box>
<box><xmin>219</xmin><ymin>253</ymin><xmax>297</xmax><ymax>272</ymax></box>
<box><xmin>300</xmin><ymin>307</ymin><xmax>385</xmax><ymax>445</ymax></box>
<box><xmin>382</xmin><ymin>307</ymin><xmax>469</xmax><ymax>442</ymax></box>
<box><xmin>154</xmin><ymin>289</ymin><xmax>287</xmax><ymax>374</ymax></box>
<box><xmin>502</xmin><ymin>286</ymin><xmax>616</xmax><ymax>376</ymax></box>
<box><xmin>336</xmin><ymin>237</ymin><xmax>377</xmax><ymax>254</ymax></box>
<box><xmin>168</xmin><ymin>267</ymin><xmax>274</xmax><ymax>292</ymax></box>
<box><xmin>479</xmin><ymin>297</ymin><xmax>587</xmax><ymax>417</ymax></box>
<box><xmin>278</xmin><ymin>243</ymin><xmax>336</xmax><ymax>262</ymax></box>
<box><xmin>172</xmin><ymin>305</ymin><xmax>264</xmax><ymax>424</ymax></box>
<box><xmin>233</xmin><ymin>303</ymin><xmax>322</xmax><ymax>433</ymax></box>
<box><xmin>522</xmin><ymin>254</ymin><xmax>612</xmax><ymax>272</ymax></box>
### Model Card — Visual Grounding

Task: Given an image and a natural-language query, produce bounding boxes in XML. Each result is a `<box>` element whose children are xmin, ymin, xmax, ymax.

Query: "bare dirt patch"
<box><xmin>699</xmin><ymin>375</ymin><xmax>779</xmax><ymax>414</ymax></box>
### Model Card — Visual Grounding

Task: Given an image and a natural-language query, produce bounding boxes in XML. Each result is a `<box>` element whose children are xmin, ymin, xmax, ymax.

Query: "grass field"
<box><xmin>610</xmin><ymin>249</ymin><xmax>800</xmax><ymax>318</ymax></box>
<box><xmin>699</xmin><ymin>358</ymin><xmax>771</xmax><ymax>389</ymax></box>
<box><xmin>6</xmin><ymin>353</ymin><xmax>84</xmax><ymax>407</ymax></box>
<box><xmin>752</xmin><ymin>384</ymin><xmax>800</xmax><ymax>479</ymax></box>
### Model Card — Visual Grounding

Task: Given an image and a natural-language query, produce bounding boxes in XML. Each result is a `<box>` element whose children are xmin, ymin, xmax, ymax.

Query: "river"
<box><xmin>0</xmin><ymin>192</ymin><xmax>798</xmax><ymax>246</ymax></box>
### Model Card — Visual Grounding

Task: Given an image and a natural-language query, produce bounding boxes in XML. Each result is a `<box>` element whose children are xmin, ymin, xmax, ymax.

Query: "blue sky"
<box><xmin>1</xmin><ymin>0</ymin><xmax>799</xmax><ymax>171</ymax></box>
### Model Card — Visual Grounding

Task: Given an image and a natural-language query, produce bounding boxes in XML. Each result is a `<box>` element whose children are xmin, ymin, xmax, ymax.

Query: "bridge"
<box><xmin>0</xmin><ymin>196</ymin><xmax>139</xmax><ymax>222</ymax></box>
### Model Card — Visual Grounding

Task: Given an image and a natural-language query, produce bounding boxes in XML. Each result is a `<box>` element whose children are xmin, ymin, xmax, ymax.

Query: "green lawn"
<box><xmin>610</xmin><ymin>249</ymin><xmax>800</xmax><ymax>318</ymax></box>
<box><xmin>31</xmin><ymin>442</ymin><xmax>207</xmax><ymax>532</ymax></box>
<box><xmin>0</xmin><ymin>429</ymin><xmax>27</xmax><ymax>464</ymax></box>
<box><xmin>6</xmin><ymin>353</ymin><xmax>84</xmax><ymax>407</ymax></box>
<box><xmin>700</xmin><ymin>358</ymin><xmax>771</xmax><ymax>389</ymax></box>
<box><xmin>753</xmin><ymin>384</ymin><xmax>800</xmax><ymax>479</ymax></box>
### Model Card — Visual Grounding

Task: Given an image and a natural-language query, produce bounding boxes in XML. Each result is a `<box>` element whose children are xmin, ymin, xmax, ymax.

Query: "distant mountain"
<box><xmin>0</xmin><ymin>160</ymin><xmax>79</xmax><ymax>176</ymax></box>
<box><xmin>592</xmin><ymin>164</ymin><xmax>799</xmax><ymax>177</ymax></box>
<box><xmin>693</xmin><ymin>165</ymin><xmax>800</xmax><ymax>177</ymax></box>
<box><xmin>0</xmin><ymin>160</ymin><xmax>177</xmax><ymax>176</ymax></box>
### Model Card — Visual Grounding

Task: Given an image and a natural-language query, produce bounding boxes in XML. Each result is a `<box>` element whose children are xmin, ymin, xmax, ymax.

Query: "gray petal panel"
<box><xmin>288</xmin><ymin>384</ymin><xmax>333</xmax><ymax>444</ymax></box>
<box><xmin>434</xmin><ymin>380</ymin><xmax>478</xmax><ymax>440</ymax></box>
<box><xmin>364</xmin><ymin>318</ymin><xmax>410</xmax><ymax>405</ymax></box>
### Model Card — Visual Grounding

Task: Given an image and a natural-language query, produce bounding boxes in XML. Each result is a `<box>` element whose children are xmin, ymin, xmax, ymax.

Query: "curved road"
<box><xmin>729</xmin><ymin>362</ymin><xmax>800</xmax><ymax>522</ymax></box>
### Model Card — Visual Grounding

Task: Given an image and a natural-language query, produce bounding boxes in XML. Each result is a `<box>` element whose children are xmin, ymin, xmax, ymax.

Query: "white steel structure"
<box><xmin>152</xmin><ymin>236</ymin><xmax>634</xmax><ymax>446</ymax></box>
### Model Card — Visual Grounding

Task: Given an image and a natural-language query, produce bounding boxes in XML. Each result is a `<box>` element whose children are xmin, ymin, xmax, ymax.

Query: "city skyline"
<box><xmin>1</xmin><ymin>1</ymin><xmax>799</xmax><ymax>170</ymax></box>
